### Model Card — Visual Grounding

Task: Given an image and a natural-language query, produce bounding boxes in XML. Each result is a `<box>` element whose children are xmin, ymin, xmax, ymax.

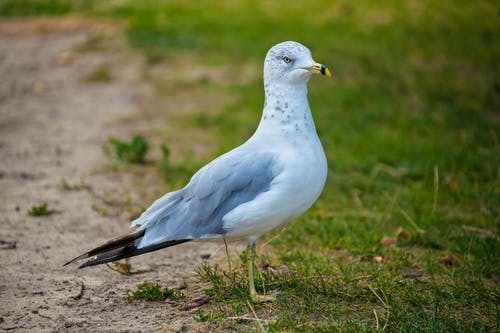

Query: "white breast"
<box><xmin>222</xmin><ymin>134</ymin><xmax>327</xmax><ymax>239</ymax></box>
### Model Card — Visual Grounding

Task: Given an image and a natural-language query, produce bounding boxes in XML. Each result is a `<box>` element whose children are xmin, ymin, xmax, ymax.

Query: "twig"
<box><xmin>207</xmin><ymin>243</ymin><xmax>225</xmax><ymax>260</ymax></box>
<box><xmin>370</xmin><ymin>163</ymin><xmax>408</xmax><ymax>179</ymax></box>
<box><xmin>382</xmin><ymin>310</ymin><xmax>390</xmax><ymax>330</ymax></box>
<box><xmin>247</xmin><ymin>300</ymin><xmax>266</xmax><ymax>332</ymax></box>
<box><xmin>223</xmin><ymin>237</ymin><xmax>232</xmax><ymax>273</ymax></box>
<box><xmin>259</xmin><ymin>224</ymin><xmax>292</xmax><ymax>251</ymax></box>
<box><xmin>462</xmin><ymin>225</ymin><xmax>497</xmax><ymax>237</ymax></box>
<box><xmin>330</xmin><ymin>211</ymin><xmax>383</xmax><ymax>219</ymax></box>
<box><xmin>366</xmin><ymin>283</ymin><xmax>388</xmax><ymax>308</ymax></box>
<box><xmin>432</xmin><ymin>165</ymin><xmax>439</xmax><ymax>214</ymax></box>
<box><xmin>373</xmin><ymin>309</ymin><xmax>380</xmax><ymax>330</ymax></box>
<box><xmin>383</xmin><ymin>192</ymin><xmax>424</xmax><ymax>234</ymax></box>
<box><xmin>226</xmin><ymin>316</ymin><xmax>271</xmax><ymax>323</ymax></box>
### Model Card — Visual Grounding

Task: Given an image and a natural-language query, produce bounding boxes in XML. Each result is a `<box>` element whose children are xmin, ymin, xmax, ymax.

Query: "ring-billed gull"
<box><xmin>66</xmin><ymin>41</ymin><xmax>331</xmax><ymax>302</ymax></box>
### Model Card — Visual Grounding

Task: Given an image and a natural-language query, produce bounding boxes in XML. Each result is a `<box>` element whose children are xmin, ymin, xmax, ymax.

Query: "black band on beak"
<box><xmin>320</xmin><ymin>64</ymin><xmax>327</xmax><ymax>76</ymax></box>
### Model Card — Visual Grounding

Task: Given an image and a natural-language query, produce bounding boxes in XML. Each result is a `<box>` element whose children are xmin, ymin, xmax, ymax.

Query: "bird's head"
<box><xmin>263</xmin><ymin>41</ymin><xmax>331</xmax><ymax>86</ymax></box>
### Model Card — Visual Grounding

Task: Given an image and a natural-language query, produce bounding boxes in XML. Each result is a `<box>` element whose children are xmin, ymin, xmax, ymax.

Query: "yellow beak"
<box><xmin>309</xmin><ymin>62</ymin><xmax>332</xmax><ymax>77</ymax></box>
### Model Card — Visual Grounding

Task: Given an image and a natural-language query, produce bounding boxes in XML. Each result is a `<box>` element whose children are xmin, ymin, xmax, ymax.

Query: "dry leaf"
<box><xmin>381</xmin><ymin>236</ymin><xmax>397</xmax><ymax>247</ymax></box>
<box><xmin>443</xmin><ymin>253</ymin><xmax>459</xmax><ymax>266</ymax></box>
<box><xmin>56</xmin><ymin>50</ymin><xmax>79</xmax><ymax>66</ymax></box>
<box><xmin>315</xmin><ymin>210</ymin><xmax>333</xmax><ymax>218</ymax></box>
<box><xmin>32</xmin><ymin>80</ymin><xmax>44</xmax><ymax>94</ymax></box>
<box><xmin>403</xmin><ymin>266</ymin><xmax>424</xmax><ymax>279</ymax></box>
<box><xmin>396</xmin><ymin>226</ymin><xmax>412</xmax><ymax>243</ymax></box>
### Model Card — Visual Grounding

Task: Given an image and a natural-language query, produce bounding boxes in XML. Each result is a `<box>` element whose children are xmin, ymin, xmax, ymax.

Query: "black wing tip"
<box><xmin>77</xmin><ymin>260</ymin><xmax>94</xmax><ymax>269</ymax></box>
<box><xmin>63</xmin><ymin>253</ymin><xmax>90</xmax><ymax>267</ymax></box>
<box><xmin>66</xmin><ymin>239</ymin><xmax>192</xmax><ymax>269</ymax></box>
<box><xmin>62</xmin><ymin>229</ymin><xmax>146</xmax><ymax>268</ymax></box>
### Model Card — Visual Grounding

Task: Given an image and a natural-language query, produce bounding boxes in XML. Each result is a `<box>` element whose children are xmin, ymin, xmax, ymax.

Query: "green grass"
<box><xmin>104</xmin><ymin>134</ymin><xmax>149</xmax><ymax>164</ymax></box>
<box><xmin>123</xmin><ymin>282</ymin><xmax>185</xmax><ymax>301</ymax></box>
<box><xmin>0</xmin><ymin>0</ymin><xmax>98</xmax><ymax>16</ymax></box>
<box><xmin>4</xmin><ymin>0</ymin><xmax>499</xmax><ymax>331</ymax></box>
<box><xmin>28</xmin><ymin>203</ymin><xmax>50</xmax><ymax>216</ymax></box>
<box><xmin>196</xmin><ymin>251</ymin><xmax>497</xmax><ymax>332</ymax></box>
<box><xmin>85</xmin><ymin>64</ymin><xmax>113</xmax><ymax>82</ymax></box>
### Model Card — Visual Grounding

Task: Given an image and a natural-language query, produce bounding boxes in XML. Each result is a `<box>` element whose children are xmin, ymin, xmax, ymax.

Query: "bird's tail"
<box><xmin>64</xmin><ymin>229</ymin><xmax>191</xmax><ymax>268</ymax></box>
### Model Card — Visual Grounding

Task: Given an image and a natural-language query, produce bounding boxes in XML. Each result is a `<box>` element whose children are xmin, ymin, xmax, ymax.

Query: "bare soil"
<box><xmin>0</xmin><ymin>17</ymin><xmax>224</xmax><ymax>332</ymax></box>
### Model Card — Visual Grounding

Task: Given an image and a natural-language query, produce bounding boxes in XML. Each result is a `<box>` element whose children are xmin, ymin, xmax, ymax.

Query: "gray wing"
<box><xmin>133</xmin><ymin>148</ymin><xmax>279</xmax><ymax>248</ymax></box>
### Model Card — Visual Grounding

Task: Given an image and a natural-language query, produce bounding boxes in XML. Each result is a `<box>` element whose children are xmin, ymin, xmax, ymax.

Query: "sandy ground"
<box><xmin>0</xmin><ymin>18</ymin><xmax>224</xmax><ymax>332</ymax></box>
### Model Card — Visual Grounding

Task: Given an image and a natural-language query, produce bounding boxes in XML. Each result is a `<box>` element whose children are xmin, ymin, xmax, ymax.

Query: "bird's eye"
<box><xmin>282</xmin><ymin>56</ymin><xmax>292</xmax><ymax>63</ymax></box>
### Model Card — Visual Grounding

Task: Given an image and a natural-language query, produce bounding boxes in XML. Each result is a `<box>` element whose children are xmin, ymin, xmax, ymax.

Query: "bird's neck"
<box><xmin>254</xmin><ymin>83</ymin><xmax>317</xmax><ymax>139</ymax></box>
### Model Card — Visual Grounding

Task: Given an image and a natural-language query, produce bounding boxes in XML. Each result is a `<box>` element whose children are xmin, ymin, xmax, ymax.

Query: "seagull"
<box><xmin>65</xmin><ymin>41</ymin><xmax>331</xmax><ymax>302</ymax></box>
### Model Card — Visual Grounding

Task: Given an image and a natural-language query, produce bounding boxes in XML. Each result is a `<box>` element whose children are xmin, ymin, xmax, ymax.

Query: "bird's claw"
<box><xmin>250</xmin><ymin>291</ymin><xmax>277</xmax><ymax>303</ymax></box>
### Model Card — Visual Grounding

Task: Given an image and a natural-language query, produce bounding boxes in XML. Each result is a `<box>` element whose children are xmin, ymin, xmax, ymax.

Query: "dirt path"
<box><xmin>0</xmin><ymin>17</ymin><xmax>221</xmax><ymax>332</ymax></box>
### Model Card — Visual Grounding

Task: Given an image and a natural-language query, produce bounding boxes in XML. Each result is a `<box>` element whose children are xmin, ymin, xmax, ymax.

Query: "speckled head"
<box><xmin>264</xmin><ymin>41</ymin><xmax>331</xmax><ymax>86</ymax></box>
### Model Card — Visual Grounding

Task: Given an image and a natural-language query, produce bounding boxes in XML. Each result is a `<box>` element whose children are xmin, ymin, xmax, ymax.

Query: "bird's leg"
<box><xmin>247</xmin><ymin>239</ymin><xmax>275</xmax><ymax>302</ymax></box>
<box><xmin>223</xmin><ymin>237</ymin><xmax>232</xmax><ymax>273</ymax></box>
<box><xmin>247</xmin><ymin>240</ymin><xmax>257</xmax><ymax>297</ymax></box>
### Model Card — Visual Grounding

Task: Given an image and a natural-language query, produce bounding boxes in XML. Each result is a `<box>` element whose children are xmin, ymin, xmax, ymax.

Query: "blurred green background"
<box><xmin>1</xmin><ymin>0</ymin><xmax>498</xmax><ymax>331</ymax></box>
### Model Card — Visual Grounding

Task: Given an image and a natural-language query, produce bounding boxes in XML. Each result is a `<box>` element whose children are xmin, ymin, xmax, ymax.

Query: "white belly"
<box><xmin>222</xmin><ymin>136</ymin><xmax>327</xmax><ymax>239</ymax></box>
